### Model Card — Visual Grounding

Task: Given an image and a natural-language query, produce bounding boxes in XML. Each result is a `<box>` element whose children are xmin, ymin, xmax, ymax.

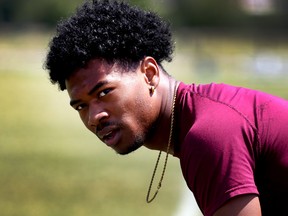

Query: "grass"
<box><xmin>0</xmin><ymin>30</ymin><xmax>287</xmax><ymax>216</ymax></box>
<box><xmin>0</xmin><ymin>32</ymin><xmax>183</xmax><ymax>216</ymax></box>
<box><xmin>0</xmin><ymin>71</ymin><xmax>184</xmax><ymax>216</ymax></box>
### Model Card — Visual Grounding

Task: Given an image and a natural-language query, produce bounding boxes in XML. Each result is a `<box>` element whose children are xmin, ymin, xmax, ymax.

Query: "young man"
<box><xmin>45</xmin><ymin>0</ymin><xmax>288</xmax><ymax>215</ymax></box>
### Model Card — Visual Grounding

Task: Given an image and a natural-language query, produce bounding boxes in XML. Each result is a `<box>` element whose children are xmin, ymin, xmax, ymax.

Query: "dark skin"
<box><xmin>65</xmin><ymin>56</ymin><xmax>261</xmax><ymax>215</ymax></box>
<box><xmin>214</xmin><ymin>195</ymin><xmax>261</xmax><ymax>216</ymax></box>
<box><xmin>65</xmin><ymin>57</ymin><xmax>177</xmax><ymax>155</ymax></box>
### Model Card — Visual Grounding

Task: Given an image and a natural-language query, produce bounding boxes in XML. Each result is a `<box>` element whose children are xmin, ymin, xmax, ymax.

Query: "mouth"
<box><xmin>96</xmin><ymin>126</ymin><xmax>120</xmax><ymax>147</ymax></box>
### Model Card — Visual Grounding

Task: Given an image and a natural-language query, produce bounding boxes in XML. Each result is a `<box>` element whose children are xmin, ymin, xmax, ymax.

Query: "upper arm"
<box><xmin>213</xmin><ymin>194</ymin><xmax>261</xmax><ymax>216</ymax></box>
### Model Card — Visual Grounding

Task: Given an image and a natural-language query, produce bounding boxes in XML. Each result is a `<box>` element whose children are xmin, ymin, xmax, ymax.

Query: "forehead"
<box><xmin>65</xmin><ymin>59</ymin><xmax>137</xmax><ymax>97</ymax></box>
<box><xmin>65</xmin><ymin>59</ymin><xmax>114</xmax><ymax>95</ymax></box>
<box><xmin>69</xmin><ymin>58</ymin><xmax>113</xmax><ymax>81</ymax></box>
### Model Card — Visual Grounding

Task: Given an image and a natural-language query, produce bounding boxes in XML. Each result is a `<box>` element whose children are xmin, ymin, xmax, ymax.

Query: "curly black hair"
<box><xmin>45</xmin><ymin>0</ymin><xmax>174</xmax><ymax>90</ymax></box>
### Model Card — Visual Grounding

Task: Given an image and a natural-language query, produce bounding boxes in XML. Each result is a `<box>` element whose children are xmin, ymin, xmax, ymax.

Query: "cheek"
<box><xmin>111</xmin><ymin>83</ymin><xmax>154</xmax><ymax>128</ymax></box>
<box><xmin>125</xmin><ymin>95</ymin><xmax>154</xmax><ymax>127</ymax></box>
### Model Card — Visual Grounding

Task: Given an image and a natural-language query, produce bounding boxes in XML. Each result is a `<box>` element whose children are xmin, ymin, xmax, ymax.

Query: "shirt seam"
<box><xmin>181</xmin><ymin>85</ymin><xmax>262</xmax><ymax>157</ymax></box>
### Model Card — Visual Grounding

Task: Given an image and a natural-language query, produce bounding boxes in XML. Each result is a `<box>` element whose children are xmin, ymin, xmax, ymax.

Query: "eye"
<box><xmin>75</xmin><ymin>104</ymin><xmax>86</xmax><ymax>111</ymax></box>
<box><xmin>98</xmin><ymin>88</ymin><xmax>112</xmax><ymax>98</ymax></box>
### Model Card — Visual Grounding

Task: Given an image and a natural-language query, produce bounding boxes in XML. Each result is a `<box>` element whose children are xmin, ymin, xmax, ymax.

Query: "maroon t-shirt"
<box><xmin>174</xmin><ymin>82</ymin><xmax>288</xmax><ymax>216</ymax></box>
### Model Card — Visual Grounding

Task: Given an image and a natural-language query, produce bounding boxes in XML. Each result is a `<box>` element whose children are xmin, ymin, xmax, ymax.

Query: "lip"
<box><xmin>96</xmin><ymin>125</ymin><xmax>120</xmax><ymax>147</ymax></box>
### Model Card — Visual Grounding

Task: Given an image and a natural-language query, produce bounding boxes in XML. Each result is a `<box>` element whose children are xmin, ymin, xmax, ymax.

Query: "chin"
<box><xmin>116</xmin><ymin>136</ymin><xmax>145</xmax><ymax>155</ymax></box>
<box><xmin>116</xmin><ymin>144</ymin><xmax>143</xmax><ymax>155</ymax></box>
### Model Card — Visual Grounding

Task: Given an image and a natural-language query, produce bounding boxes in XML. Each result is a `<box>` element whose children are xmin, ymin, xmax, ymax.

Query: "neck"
<box><xmin>145</xmin><ymin>74</ymin><xmax>178</xmax><ymax>203</ymax></box>
<box><xmin>144</xmin><ymin>73</ymin><xmax>178</xmax><ymax>154</ymax></box>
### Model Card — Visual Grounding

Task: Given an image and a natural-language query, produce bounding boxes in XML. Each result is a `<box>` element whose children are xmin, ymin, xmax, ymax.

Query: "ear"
<box><xmin>140</xmin><ymin>57</ymin><xmax>160</xmax><ymax>88</ymax></box>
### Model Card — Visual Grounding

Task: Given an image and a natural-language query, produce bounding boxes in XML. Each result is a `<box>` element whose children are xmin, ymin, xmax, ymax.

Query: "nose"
<box><xmin>87</xmin><ymin>106</ymin><xmax>109</xmax><ymax>129</ymax></box>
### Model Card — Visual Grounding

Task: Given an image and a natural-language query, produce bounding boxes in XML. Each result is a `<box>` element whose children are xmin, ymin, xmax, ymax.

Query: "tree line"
<box><xmin>0</xmin><ymin>0</ymin><xmax>287</xmax><ymax>31</ymax></box>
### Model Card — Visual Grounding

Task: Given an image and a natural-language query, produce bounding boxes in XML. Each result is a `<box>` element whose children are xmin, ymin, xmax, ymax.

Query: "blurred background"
<box><xmin>0</xmin><ymin>0</ymin><xmax>287</xmax><ymax>215</ymax></box>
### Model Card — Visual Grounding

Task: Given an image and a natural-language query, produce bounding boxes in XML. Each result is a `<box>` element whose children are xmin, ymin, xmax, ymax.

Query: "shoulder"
<box><xmin>177</xmin><ymin>83</ymin><xmax>260</xmax><ymax>215</ymax></box>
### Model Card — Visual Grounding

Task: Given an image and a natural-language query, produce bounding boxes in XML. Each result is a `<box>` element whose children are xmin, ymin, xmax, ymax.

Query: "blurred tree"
<box><xmin>0</xmin><ymin>0</ymin><xmax>287</xmax><ymax>31</ymax></box>
<box><xmin>0</xmin><ymin>0</ymin><xmax>83</xmax><ymax>27</ymax></box>
<box><xmin>164</xmin><ymin>0</ymin><xmax>244</xmax><ymax>27</ymax></box>
<box><xmin>0</xmin><ymin>0</ymin><xmax>153</xmax><ymax>28</ymax></box>
<box><xmin>16</xmin><ymin>0</ymin><xmax>82</xmax><ymax>26</ymax></box>
<box><xmin>0</xmin><ymin>0</ymin><xmax>18</xmax><ymax>22</ymax></box>
<box><xmin>166</xmin><ymin>0</ymin><xmax>288</xmax><ymax>31</ymax></box>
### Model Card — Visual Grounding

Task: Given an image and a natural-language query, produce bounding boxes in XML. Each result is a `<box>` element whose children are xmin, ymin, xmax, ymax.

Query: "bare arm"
<box><xmin>213</xmin><ymin>194</ymin><xmax>261</xmax><ymax>216</ymax></box>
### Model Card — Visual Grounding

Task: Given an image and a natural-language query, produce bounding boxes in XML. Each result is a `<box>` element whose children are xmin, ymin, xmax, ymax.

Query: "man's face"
<box><xmin>65</xmin><ymin>59</ymin><xmax>158</xmax><ymax>155</ymax></box>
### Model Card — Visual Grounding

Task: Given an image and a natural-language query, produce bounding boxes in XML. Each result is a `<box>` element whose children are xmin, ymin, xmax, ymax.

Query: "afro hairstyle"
<box><xmin>45</xmin><ymin>0</ymin><xmax>174</xmax><ymax>90</ymax></box>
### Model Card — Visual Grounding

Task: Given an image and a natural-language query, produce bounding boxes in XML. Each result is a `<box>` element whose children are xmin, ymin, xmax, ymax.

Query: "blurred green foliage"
<box><xmin>0</xmin><ymin>0</ymin><xmax>82</xmax><ymax>26</ymax></box>
<box><xmin>0</xmin><ymin>0</ymin><xmax>288</xmax><ymax>30</ymax></box>
<box><xmin>166</xmin><ymin>0</ymin><xmax>288</xmax><ymax>29</ymax></box>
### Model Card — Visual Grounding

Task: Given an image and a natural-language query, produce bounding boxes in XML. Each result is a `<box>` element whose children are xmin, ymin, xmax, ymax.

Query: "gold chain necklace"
<box><xmin>146</xmin><ymin>83</ymin><xmax>177</xmax><ymax>203</ymax></box>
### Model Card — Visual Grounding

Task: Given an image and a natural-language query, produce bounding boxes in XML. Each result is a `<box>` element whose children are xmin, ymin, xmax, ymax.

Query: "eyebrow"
<box><xmin>69</xmin><ymin>80</ymin><xmax>109</xmax><ymax>107</ymax></box>
<box><xmin>88</xmin><ymin>80</ymin><xmax>108</xmax><ymax>95</ymax></box>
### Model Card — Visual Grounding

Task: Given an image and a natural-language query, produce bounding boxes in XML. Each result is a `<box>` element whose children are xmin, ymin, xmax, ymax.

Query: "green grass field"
<box><xmin>0</xmin><ymin>31</ymin><xmax>287</xmax><ymax>216</ymax></box>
